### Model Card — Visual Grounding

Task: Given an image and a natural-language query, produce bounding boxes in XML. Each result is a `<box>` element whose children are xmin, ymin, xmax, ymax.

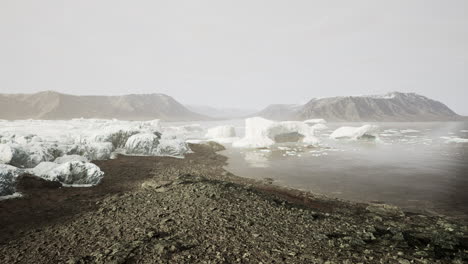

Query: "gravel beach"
<box><xmin>0</xmin><ymin>142</ymin><xmax>466</xmax><ymax>263</ymax></box>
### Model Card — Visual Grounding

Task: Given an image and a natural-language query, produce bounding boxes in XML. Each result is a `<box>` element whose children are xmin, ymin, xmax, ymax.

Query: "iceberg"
<box><xmin>233</xmin><ymin>117</ymin><xmax>319</xmax><ymax>148</ymax></box>
<box><xmin>330</xmin><ymin>125</ymin><xmax>379</xmax><ymax>140</ymax></box>
<box><xmin>29</xmin><ymin>161</ymin><xmax>104</xmax><ymax>186</ymax></box>
<box><xmin>206</xmin><ymin>126</ymin><xmax>236</xmax><ymax>139</ymax></box>
<box><xmin>205</xmin><ymin>126</ymin><xmax>239</xmax><ymax>144</ymax></box>
<box><xmin>0</xmin><ymin>164</ymin><xmax>21</xmax><ymax>196</ymax></box>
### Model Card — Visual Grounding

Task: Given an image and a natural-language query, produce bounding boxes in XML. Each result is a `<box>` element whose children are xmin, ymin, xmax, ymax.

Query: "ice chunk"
<box><xmin>206</xmin><ymin>126</ymin><xmax>236</xmax><ymax>138</ymax></box>
<box><xmin>29</xmin><ymin>161</ymin><xmax>104</xmax><ymax>186</ymax></box>
<box><xmin>68</xmin><ymin>142</ymin><xmax>114</xmax><ymax>161</ymax></box>
<box><xmin>310</xmin><ymin>123</ymin><xmax>328</xmax><ymax>130</ymax></box>
<box><xmin>233</xmin><ymin>117</ymin><xmax>319</xmax><ymax>148</ymax></box>
<box><xmin>124</xmin><ymin>133</ymin><xmax>160</xmax><ymax>155</ymax></box>
<box><xmin>0</xmin><ymin>144</ymin><xmax>14</xmax><ymax>164</ymax></box>
<box><xmin>330</xmin><ymin>125</ymin><xmax>379</xmax><ymax>140</ymax></box>
<box><xmin>155</xmin><ymin>138</ymin><xmax>191</xmax><ymax>157</ymax></box>
<box><xmin>400</xmin><ymin>129</ymin><xmax>420</xmax><ymax>133</ymax></box>
<box><xmin>441</xmin><ymin>137</ymin><xmax>468</xmax><ymax>143</ymax></box>
<box><xmin>54</xmin><ymin>155</ymin><xmax>89</xmax><ymax>164</ymax></box>
<box><xmin>0</xmin><ymin>143</ymin><xmax>61</xmax><ymax>168</ymax></box>
<box><xmin>303</xmin><ymin>119</ymin><xmax>327</xmax><ymax>125</ymax></box>
<box><xmin>0</xmin><ymin>164</ymin><xmax>21</xmax><ymax>196</ymax></box>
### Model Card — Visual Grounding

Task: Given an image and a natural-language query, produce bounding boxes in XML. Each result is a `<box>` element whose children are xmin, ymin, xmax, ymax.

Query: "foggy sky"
<box><xmin>1</xmin><ymin>0</ymin><xmax>467</xmax><ymax>114</ymax></box>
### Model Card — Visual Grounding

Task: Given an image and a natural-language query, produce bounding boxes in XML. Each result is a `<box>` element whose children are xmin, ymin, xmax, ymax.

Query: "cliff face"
<box><xmin>0</xmin><ymin>91</ymin><xmax>208</xmax><ymax>121</ymax></box>
<box><xmin>256</xmin><ymin>92</ymin><xmax>460</xmax><ymax>121</ymax></box>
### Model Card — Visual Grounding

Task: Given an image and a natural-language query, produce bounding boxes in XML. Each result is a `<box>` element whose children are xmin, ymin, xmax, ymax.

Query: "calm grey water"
<box><xmin>217</xmin><ymin>121</ymin><xmax>468</xmax><ymax>218</ymax></box>
<box><xmin>166</xmin><ymin>120</ymin><xmax>468</xmax><ymax>218</ymax></box>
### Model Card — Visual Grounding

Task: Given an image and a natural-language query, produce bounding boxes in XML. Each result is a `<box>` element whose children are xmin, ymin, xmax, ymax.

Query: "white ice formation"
<box><xmin>28</xmin><ymin>161</ymin><xmax>104</xmax><ymax>186</ymax></box>
<box><xmin>233</xmin><ymin>117</ymin><xmax>319</xmax><ymax>148</ymax></box>
<box><xmin>329</xmin><ymin>125</ymin><xmax>379</xmax><ymax>140</ymax></box>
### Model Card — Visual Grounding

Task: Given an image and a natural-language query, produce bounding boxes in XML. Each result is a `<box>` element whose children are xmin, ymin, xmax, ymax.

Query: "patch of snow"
<box><xmin>330</xmin><ymin>125</ymin><xmax>379</xmax><ymax>140</ymax></box>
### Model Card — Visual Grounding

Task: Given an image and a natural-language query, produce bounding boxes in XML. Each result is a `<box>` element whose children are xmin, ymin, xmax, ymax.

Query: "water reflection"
<box><xmin>222</xmin><ymin>122</ymin><xmax>468</xmax><ymax>219</ymax></box>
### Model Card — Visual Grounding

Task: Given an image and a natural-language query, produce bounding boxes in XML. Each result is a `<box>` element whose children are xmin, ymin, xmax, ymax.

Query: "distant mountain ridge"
<box><xmin>0</xmin><ymin>91</ymin><xmax>208</xmax><ymax>121</ymax></box>
<box><xmin>186</xmin><ymin>105</ymin><xmax>258</xmax><ymax>119</ymax></box>
<box><xmin>255</xmin><ymin>92</ymin><xmax>461</xmax><ymax>121</ymax></box>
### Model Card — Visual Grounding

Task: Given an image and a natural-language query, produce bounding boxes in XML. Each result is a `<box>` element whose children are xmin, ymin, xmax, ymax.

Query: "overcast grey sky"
<box><xmin>0</xmin><ymin>0</ymin><xmax>467</xmax><ymax>113</ymax></box>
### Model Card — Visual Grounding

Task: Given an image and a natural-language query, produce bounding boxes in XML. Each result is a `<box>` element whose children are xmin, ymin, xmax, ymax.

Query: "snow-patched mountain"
<box><xmin>255</xmin><ymin>92</ymin><xmax>460</xmax><ymax>122</ymax></box>
<box><xmin>0</xmin><ymin>91</ymin><xmax>208</xmax><ymax>121</ymax></box>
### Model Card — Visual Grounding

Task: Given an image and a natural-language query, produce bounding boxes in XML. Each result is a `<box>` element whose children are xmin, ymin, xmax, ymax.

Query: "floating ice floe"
<box><xmin>400</xmin><ymin>129</ymin><xmax>420</xmax><ymax>133</ymax></box>
<box><xmin>233</xmin><ymin>117</ymin><xmax>319</xmax><ymax>148</ymax></box>
<box><xmin>440</xmin><ymin>136</ymin><xmax>468</xmax><ymax>143</ymax></box>
<box><xmin>0</xmin><ymin>164</ymin><xmax>22</xmax><ymax>196</ymax></box>
<box><xmin>28</xmin><ymin>161</ymin><xmax>104</xmax><ymax>186</ymax></box>
<box><xmin>330</xmin><ymin>125</ymin><xmax>379</xmax><ymax>140</ymax></box>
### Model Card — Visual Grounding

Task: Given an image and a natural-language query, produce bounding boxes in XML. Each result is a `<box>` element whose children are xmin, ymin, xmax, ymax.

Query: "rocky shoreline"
<box><xmin>0</xmin><ymin>142</ymin><xmax>466</xmax><ymax>263</ymax></box>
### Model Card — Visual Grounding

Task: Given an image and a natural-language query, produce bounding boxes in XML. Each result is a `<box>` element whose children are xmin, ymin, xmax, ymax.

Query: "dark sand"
<box><xmin>0</xmin><ymin>142</ymin><xmax>466</xmax><ymax>263</ymax></box>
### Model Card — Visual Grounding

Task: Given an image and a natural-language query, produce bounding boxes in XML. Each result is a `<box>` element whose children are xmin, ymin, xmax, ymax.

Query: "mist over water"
<box><xmin>214</xmin><ymin>121</ymin><xmax>468</xmax><ymax>218</ymax></box>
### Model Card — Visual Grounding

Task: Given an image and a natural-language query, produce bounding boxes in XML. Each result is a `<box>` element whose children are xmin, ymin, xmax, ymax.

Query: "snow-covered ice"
<box><xmin>330</xmin><ymin>125</ymin><xmax>379</xmax><ymax>140</ymax></box>
<box><xmin>233</xmin><ymin>117</ymin><xmax>319</xmax><ymax>148</ymax></box>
